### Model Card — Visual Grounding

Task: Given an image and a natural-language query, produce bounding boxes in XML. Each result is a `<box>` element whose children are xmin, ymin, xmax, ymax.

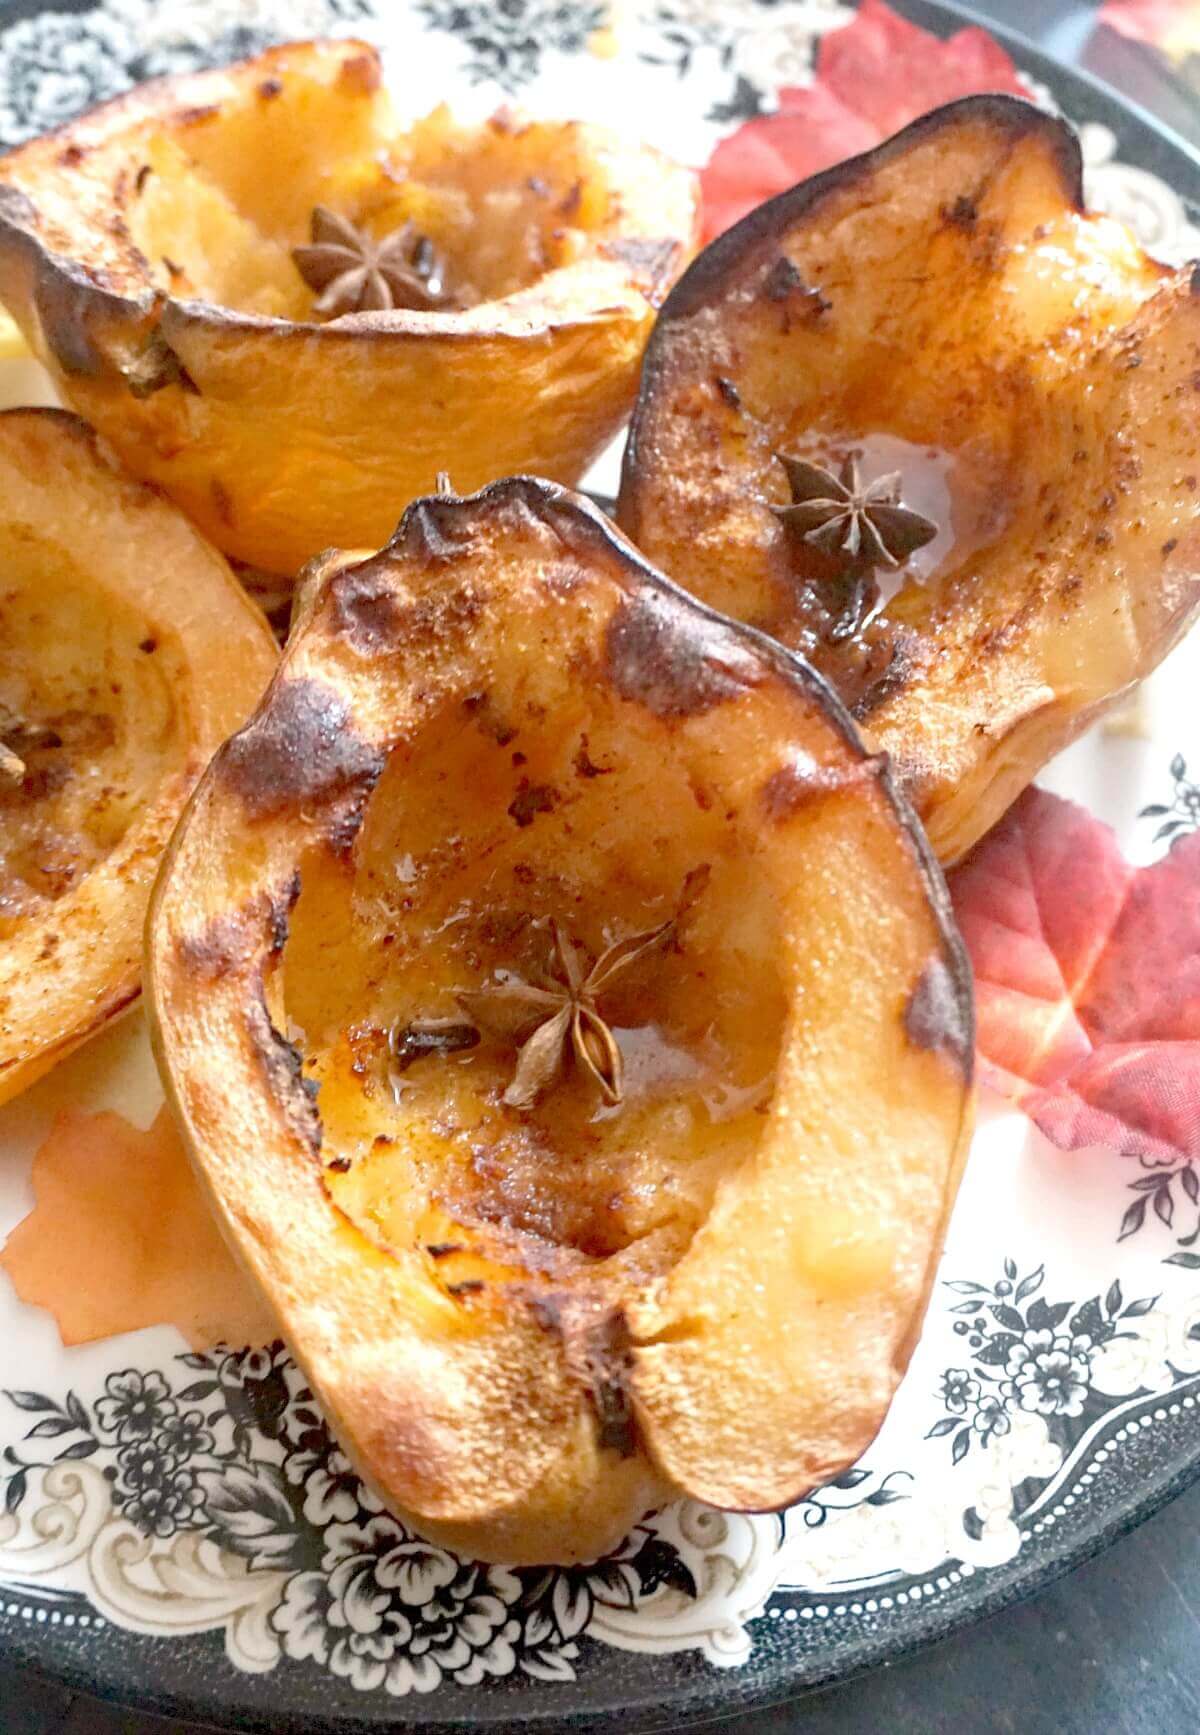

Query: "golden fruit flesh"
<box><xmin>0</xmin><ymin>408</ymin><xmax>277</xmax><ymax>1104</ymax></box>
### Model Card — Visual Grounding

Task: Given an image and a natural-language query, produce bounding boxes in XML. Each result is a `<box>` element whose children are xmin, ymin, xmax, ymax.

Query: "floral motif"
<box><xmin>120</xmin><ymin>1461</ymin><xmax>206</xmax><ymax>1538</ymax></box>
<box><xmin>637</xmin><ymin>0</ymin><xmax>849</xmax><ymax>124</ymax></box>
<box><xmin>928</xmin><ymin>1262</ymin><xmax>1158</xmax><ymax>1475</ymax></box>
<box><xmin>156</xmin><ymin>1408</ymin><xmax>214</xmax><ymax>1461</ymax></box>
<box><xmin>415</xmin><ymin>0</ymin><xmax>605</xmax><ymax>90</ymax></box>
<box><xmin>939</xmin><ymin>1369</ymin><xmax>980</xmax><ymax>1415</ymax></box>
<box><xmin>1141</xmin><ymin>752</ymin><xmax>1200</xmax><ymax>846</ymax></box>
<box><xmin>121</xmin><ymin>0</ymin><xmax>373</xmax><ymax>79</ymax></box>
<box><xmin>274</xmin><ymin>1514</ymin><xmax>522</xmax><ymax>1694</ymax></box>
<box><xmin>285</xmin><ymin>1442</ymin><xmax>364</xmax><ymax>1528</ymax></box>
<box><xmin>95</xmin><ymin>1370</ymin><xmax>176</xmax><ymax>1444</ymax></box>
<box><xmin>1003</xmin><ymin>1332</ymin><xmax>1091</xmax><ymax>1418</ymax></box>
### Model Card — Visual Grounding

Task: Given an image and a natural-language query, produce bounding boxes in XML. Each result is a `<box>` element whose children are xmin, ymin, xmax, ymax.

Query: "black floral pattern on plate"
<box><xmin>0</xmin><ymin>1340</ymin><xmax>710</xmax><ymax>1692</ymax></box>
<box><xmin>0</xmin><ymin>9</ymin><xmax>133</xmax><ymax>145</ymax></box>
<box><xmin>1140</xmin><ymin>752</ymin><xmax>1200</xmax><ymax>847</ymax></box>
<box><xmin>0</xmin><ymin>0</ymin><xmax>374</xmax><ymax>148</ymax></box>
<box><xmin>930</xmin><ymin>1262</ymin><xmax>1158</xmax><ymax>1491</ymax></box>
<box><xmin>415</xmin><ymin>0</ymin><xmax>605</xmax><ymax>90</ymax></box>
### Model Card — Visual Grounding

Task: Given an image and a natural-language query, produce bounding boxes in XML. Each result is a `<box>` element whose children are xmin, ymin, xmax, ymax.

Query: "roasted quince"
<box><xmin>147</xmin><ymin>476</ymin><xmax>973</xmax><ymax>1564</ymax></box>
<box><xmin>0</xmin><ymin>38</ymin><xmax>698</xmax><ymax>574</ymax></box>
<box><xmin>0</xmin><ymin>409</ymin><xmax>276</xmax><ymax>1105</ymax></box>
<box><xmin>618</xmin><ymin>95</ymin><xmax>1200</xmax><ymax>862</ymax></box>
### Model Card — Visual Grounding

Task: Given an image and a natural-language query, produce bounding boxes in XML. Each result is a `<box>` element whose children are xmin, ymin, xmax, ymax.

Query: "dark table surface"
<box><xmin>9</xmin><ymin>1</ymin><xmax>1200</xmax><ymax>1730</ymax></box>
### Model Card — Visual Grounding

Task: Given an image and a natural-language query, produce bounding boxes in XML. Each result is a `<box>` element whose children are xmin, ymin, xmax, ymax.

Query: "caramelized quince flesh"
<box><xmin>132</xmin><ymin>99</ymin><xmax>637</xmax><ymax>318</ymax></box>
<box><xmin>285</xmin><ymin>695</ymin><xmax>783</xmax><ymax>1284</ymax></box>
<box><xmin>0</xmin><ymin>408</ymin><xmax>277</xmax><ymax>1106</ymax></box>
<box><xmin>1</xmin><ymin>545</ymin><xmax>184</xmax><ymax>928</ymax></box>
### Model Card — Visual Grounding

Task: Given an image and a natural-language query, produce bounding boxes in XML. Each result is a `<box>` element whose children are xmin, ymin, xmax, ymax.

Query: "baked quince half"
<box><xmin>0</xmin><ymin>38</ymin><xmax>698</xmax><ymax>575</ymax></box>
<box><xmin>147</xmin><ymin>475</ymin><xmax>973</xmax><ymax>1565</ymax></box>
<box><xmin>0</xmin><ymin>409</ymin><xmax>276</xmax><ymax>1106</ymax></box>
<box><xmin>618</xmin><ymin>95</ymin><xmax>1200</xmax><ymax>863</ymax></box>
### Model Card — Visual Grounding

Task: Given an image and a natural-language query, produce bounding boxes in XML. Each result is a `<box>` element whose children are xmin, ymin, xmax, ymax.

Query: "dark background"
<box><xmin>8</xmin><ymin>1</ymin><xmax>1200</xmax><ymax>1730</ymax></box>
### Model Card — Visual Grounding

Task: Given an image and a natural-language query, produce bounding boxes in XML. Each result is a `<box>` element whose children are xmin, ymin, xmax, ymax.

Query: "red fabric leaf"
<box><xmin>700</xmin><ymin>0</ymin><xmax>1028</xmax><ymax>241</ymax></box>
<box><xmin>820</xmin><ymin>0</ymin><xmax>1026</xmax><ymax>133</ymax></box>
<box><xmin>950</xmin><ymin>787</ymin><xmax>1200</xmax><ymax>1164</ymax></box>
<box><xmin>700</xmin><ymin>86</ymin><xmax>877</xmax><ymax>243</ymax></box>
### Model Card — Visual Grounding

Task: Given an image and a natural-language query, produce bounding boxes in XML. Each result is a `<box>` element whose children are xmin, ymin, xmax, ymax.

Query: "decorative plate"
<box><xmin>3</xmin><ymin>0</ymin><xmax>1200</xmax><ymax>1728</ymax></box>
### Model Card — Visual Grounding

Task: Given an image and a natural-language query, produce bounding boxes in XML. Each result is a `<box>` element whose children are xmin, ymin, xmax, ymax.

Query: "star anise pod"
<box><xmin>772</xmin><ymin>453</ymin><xmax>937</xmax><ymax>571</ymax></box>
<box><xmin>459</xmin><ymin>917</ymin><xmax>675</xmax><ymax>1111</ymax></box>
<box><xmin>292</xmin><ymin>207</ymin><xmax>449</xmax><ymax>317</ymax></box>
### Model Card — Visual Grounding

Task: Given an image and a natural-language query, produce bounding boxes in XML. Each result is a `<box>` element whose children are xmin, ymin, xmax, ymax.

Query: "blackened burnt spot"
<box><xmin>763</xmin><ymin>257</ymin><xmax>802</xmax><ymax>300</ymax></box>
<box><xmin>396</xmin><ymin>498</ymin><xmax>472</xmax><ymax>564</ymax></box>
<box><xmin>850</xmin><ymin>633</ymin><xmax>916</xmax><ymax>720</ymax></box>
<box><xmin>177</xmin><ymin>909</ymin><xmax>252</xmax><ymax>982</ymax></box>
<box><xmin>32</xmin><ymin>268</ymin><xmax>110</xmax><ymax>378</ymax></box>
<box><xmin>330</xmin><ymin>564</ymin><xmax>400</xmax><ymax>651</ymax></box>
<box><xmin>600</xmin><ymin>237</ymin><xmax>682</xmax><ymax>302</ymax></box>
<box><xmin>584</xmin><ymin>1310</ymin><xmax>636</xmax><ymax>1455</ymax></box>
<box><xmin>463</xmin><ymin>691</ymin><xmax>517</xmax><ymax>746</ymax></box>
<box><xmin>530</xmin><ymin>1295</ymin><xmax>637</xmax><ymax>1456</ymax></box>
<box><xmin>574</xmin><ymin>733</ymin><xmax>613</xmax><ymax>779</ymax></box>
<box><xmin>245</xmin><ymin>991</ymin><xmax>322</xmax><ymax>1156</ymax></box>
<box><xmin>508</xmin><ymin>780</ymin><xmax>557</xmax><ymax>827</ymax></box>
<box><xmin>397</xmin><ymin>585</ymin><xmax>483</xmax><ymax>651</ymax></box>
<box><xmin>942</xmin><ymin>194</ymin><xmax>978</xmax><ymax>229</ymax></box>
<box><xmin>177</xmin><ymin>874</ymin><xmax>300</xmax><ymax>981</ymax></box>
<box><xmin>761</xmin><ymin>256</ymin><xmax>831</xmax><ymax>319</ymax></box>
<box><xmin>760</xmin><ymin>752</ymin><xmax>884</xmax><ymax>820</ymax></box>
<box><xmin>270</xmin><ymin>871</ymin><xmax>301</xmax><ymax>953</ymax></box>
<box><xmin>605</xmin><ymin>588</ymin><xmax>761</xmax><ymax>719</ymax></box>
<box><xmin>714</xmin><ymin>375</ymin><xmax>741</xmax><ymax>409</ymax></box>
<box><xmin>123</xmin><ymin>332</ymin><xmax>198</xmax><ymax>400</ymax></box>
<box><xmin>904</xmin><ymin>952</ymin><xmax>973</xmax><ymax>1075</ymax></box>
<box><xmin>325</xmin><ymin>785</ymin><xmax>377</xmax><ymax>858</ymax></box>
<box><xmin>221</xmin><ymin>677</ymin><xmax>384</xmax><ymax>818</ymax></box>
<box><xmin>210</xmin><ymin>479</ymin><xmax>234</xmax><ymax>525</ymax></box>
<box><xmin>178</xmin><ymin>103</ymin><xmax>222</xmax><ymax>127</ymax></box>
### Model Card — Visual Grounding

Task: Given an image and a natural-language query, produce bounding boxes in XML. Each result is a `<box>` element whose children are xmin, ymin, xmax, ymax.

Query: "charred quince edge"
<box><xmin>622</xmin><ymin>93</ymin><xmax>1082</xmax><ymax>416</ymax></box>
